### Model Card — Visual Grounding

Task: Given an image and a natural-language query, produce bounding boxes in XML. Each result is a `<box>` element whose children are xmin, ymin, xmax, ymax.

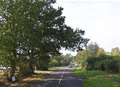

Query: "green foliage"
<box><xmin>49</xmin><ymin>54</ymin><xmax>73</xmax><ymax>67</ymax></box>
<box><xmin>75</xmin><ymin>50</ymin><xmax>88</xmax><ymax>67</ymax></box>
<box><xmin>75</xmin><ymin>42</ymin><xmax>120</xmax><ymax>73</ymax></box>
<box><xmin>75</xmin><ymin>43</ymin><xmax>105</xmax><ymax>69</ymax></box>
<box><xmin>36</xmin><ymin>55</ymin><xmax>50</xmax><ymax>70</ymax></box>
<box><xmin>84</xmin><ymin>78</ymin><xmax>115</xmax><ymax>87</ymax></box>
<box><xmin>74</xmin><ymin>69</ymin><xmax>105</xmax><ymax>78</ymax></box>
<box><xmin>96</xmin><ymin>48</ymin><xmax>105</xmax><ymax>57</ymax></box>
<box><xmin>87</xmin><ymin>42</ymin><xmax>99</xmax><ymax>57</ymax></box>
<box><xmin>86</xmin><ymin>55</ymin><xmax>120</xmax><ymax>73</ymax></box>
<box><xmin>111</xmin><ymin>47</ymin><xmax>120</xmax><ymax>56</ymax></box>
<box><xmin>74</xmin><ymin>70</ymin><xmax>120</xmax><ymax>87</ymax></box>
<box><xmin>0</xmin><ymin>0</ymin><xmax>88</xmax><ymax>77</ymax></box>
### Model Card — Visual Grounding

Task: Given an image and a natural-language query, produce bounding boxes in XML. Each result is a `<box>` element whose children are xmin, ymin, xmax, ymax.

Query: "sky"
<box><xmin>55</xmin><ymin>0</ymin><xmax>120</xmax><ymax>55</ymax></box>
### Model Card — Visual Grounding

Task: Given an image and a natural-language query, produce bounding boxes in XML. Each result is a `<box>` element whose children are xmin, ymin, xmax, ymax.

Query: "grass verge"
<box><xmin>74</xmin><ymin>69</ymin><xmax>120</xmax><ymax>87</ymax></box>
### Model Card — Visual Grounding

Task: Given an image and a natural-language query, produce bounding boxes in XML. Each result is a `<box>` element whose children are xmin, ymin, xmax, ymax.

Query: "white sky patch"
<box><xmin>60</xmin><ymin>49</ymin><xmax>77</xmax><ymax>56</ymax></box>
<box><xmin>56</xmin><ymin>0</ymin><xmax>120</xmax><ymax>54</ymax></box>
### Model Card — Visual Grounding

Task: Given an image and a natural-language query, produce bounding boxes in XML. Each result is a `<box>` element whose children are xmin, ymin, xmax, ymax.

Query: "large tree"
<box><xmin>0</xmin><ymin>0</ymin><xmax>88</xmax><ymax>76</ymax></box>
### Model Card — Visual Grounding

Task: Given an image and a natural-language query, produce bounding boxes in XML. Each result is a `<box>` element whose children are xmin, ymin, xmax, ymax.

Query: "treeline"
<box><xmin>75</xmin><ymin>42</ymin><xmax>120</xmax><ymax>73</ymax></box>
<box><xmin>49</xmin><ymin>54</ymin><xmax>74</xmax><ymax>67</ymax></box>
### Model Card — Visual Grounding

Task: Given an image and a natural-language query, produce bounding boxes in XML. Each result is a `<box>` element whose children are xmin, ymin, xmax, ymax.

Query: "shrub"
<box><xmin>86</xmin><ymin>55</ymin><xmax>120</xmax><ymax>73</ymax></box>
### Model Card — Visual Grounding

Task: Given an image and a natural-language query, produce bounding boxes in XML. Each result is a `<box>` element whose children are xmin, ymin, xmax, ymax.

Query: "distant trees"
<box><xmin>75</xmin><ymin>42</ymin><xmax>120</xmax><ymax>73</ymax></box>
<box><xmin>86</xmin><ymin>56</ymin><xmax>120</xmax><ymax>73</ymax></box>
<box><xmin>87</xmin><ymin>42</ymin><xmax>106</xmax><ymax>57</ymax></box>
<box><xmin>49</xmin><ymin>54</ymin><xmax>74</xmax><ymax>67</ymax></box>
<box><xmin>75</xmin><ymin>42</ymin><xmax>105</xmax><ymax>68</ymax></box>
<box><xmin>111</xmin><ymin>47</ymin><xmax>120</xmax><ymax>56</ymax></box>
<box><xmin>87</xmin><ymin>42</ymin><xmax>99</xmax><ymax>57</ymax></box>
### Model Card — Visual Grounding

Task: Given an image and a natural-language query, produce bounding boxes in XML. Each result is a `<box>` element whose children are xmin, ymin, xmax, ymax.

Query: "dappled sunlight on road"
<box><xmin>0</xmin><ymin>67</ymin><xmax>83</xmax><ymax>87</ymax></box>
<box><xmin>35</xmin><ymin>71</ymin><xmax>54</xmax><ymax>74</ymax></box>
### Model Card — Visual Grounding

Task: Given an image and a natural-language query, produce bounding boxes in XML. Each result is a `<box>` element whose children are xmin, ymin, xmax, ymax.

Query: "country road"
<box><xmin>31</xmin><ymin>67</ymin><xmax>83</xmax><ymax>87</ymax></box>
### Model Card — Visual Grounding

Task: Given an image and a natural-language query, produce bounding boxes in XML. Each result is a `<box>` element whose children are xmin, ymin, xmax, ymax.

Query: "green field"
<box><xmin>74</xmin><ymin>69</ymin><xmax>120</xmax><ymax>87</ymax></box>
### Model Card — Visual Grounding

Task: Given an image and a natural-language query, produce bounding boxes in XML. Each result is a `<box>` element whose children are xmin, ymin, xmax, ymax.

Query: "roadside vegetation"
<box><xmin>0</xmin><ymin>72</ymin><xmax>44</xmax><ymax>87</ymax></box>
<box><xmin>74</xmin><ymin>69</ymin><xmax>120</xmax><ymax>87</ymax></box>
<box><xmin>49</xmin><ymin>54</ymin><xmax>74</xmax><ymax>67</ymax></box>
<box><xmin>0</xmin><ymin>0</ymin><xmax>89</xmax><ymax>86</ymax></box>
<box><xmin>74</xmin><ymin>42</ymin><xmax>120</xmax><ymax>87</ymax></box>
<box><xmin>1</xmin><ymin>0</ymin><xmax>120</xmax><ymax>87</ymax></box>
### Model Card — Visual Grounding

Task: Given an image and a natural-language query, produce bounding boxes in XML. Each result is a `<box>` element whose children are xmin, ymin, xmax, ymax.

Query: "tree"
<box><xmin>87</xmin><ymin>42</ymin><xmax>99</xmax><ymax>57</ymax></box>
<box><xmin>96</xmin><ymin>48</ymin><xmax>105</xmax><ymax>57</ymax></box>
<box><xmin>0</xmin><ymin>0</ymin><xmax>88</xmax><ymax>77</ymax></box>
<box><xmin>75</xmin><ymin>42</ymin><xmax>107</xmax><ymax>69</ymax></box>
<box><xmin>111</xmin><ymin>47</ymin><xmax>120</xmax><ymax>56</ymax></box>
<box><xmin>49</xmin><ymin>54</ymin><xmax>73</xmax><ymax>67</ymax></box>
<box><xmin>75</xmin><ymin>50</ymin><xmax>88</xmax><ymax>69</ymax></box>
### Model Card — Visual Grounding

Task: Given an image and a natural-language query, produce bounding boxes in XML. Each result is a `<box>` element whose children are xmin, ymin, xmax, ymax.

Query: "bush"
<box><xmin>86</xmin><ymin>55</ymin><xmax>120</xmax><ymax>73</ymax></box>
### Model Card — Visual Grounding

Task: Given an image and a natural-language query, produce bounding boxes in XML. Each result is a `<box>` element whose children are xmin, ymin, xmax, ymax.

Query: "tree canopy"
<box><xmin>111</xmin><ymin>47</ymin><xmax>120</xmax><ymax>56</ymax></box>
<box><xmin>0</xmin><ymin>0</ymin><xmax>89</xmax><ymax>75</ymax></box>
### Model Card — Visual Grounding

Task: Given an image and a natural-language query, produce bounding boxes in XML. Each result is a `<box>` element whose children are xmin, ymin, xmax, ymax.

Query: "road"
<box><xmin>31</xmin><ymin>67</ymin><xmax>83</xmax><ymax>87</ymax></box>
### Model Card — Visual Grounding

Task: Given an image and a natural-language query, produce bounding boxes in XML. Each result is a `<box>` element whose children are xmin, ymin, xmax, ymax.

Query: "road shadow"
<box><xmin>0</xmin><ymin>68</ymin><xmax>83</xmax><ymax>87</ymax></box>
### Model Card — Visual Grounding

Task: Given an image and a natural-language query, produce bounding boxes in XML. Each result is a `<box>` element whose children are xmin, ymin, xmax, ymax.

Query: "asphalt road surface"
<box><xmin>31</xmin><ymin>67</ymin><xmax>83</xmax><ymax>87</ymax></box>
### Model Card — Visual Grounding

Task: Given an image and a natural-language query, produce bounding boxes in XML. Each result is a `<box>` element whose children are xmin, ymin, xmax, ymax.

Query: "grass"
<box><xmin>74</xmin><ymin>69</ymin><xmax>120</xmax><ymax>87</ymax></box>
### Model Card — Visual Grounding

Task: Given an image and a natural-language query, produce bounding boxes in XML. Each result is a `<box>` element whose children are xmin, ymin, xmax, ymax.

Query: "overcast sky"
<box><xmin>56</xmin><ymin>0</ymin><xmax>120</xmax><ymax>55</ymax></box>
